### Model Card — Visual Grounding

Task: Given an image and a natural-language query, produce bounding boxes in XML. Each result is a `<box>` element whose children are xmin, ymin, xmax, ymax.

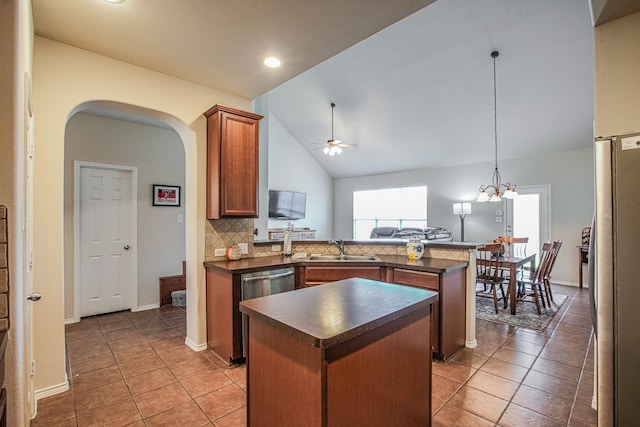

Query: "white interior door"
<box><xmin>505</xmin><ymin>185</ymin><xmax>551</xmax><ymax>259</ymax></box>
<box><xmin>79</xmin><ymin>165</ymin><xmax>134</xmax><ymax>316</ymax></box>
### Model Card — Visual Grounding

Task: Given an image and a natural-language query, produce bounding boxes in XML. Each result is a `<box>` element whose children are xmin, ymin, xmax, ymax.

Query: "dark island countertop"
<box><xmin>204</xmin><ymin>254</ymin><xmax>468</xmax><ymax>275</ymax></box>
<box><xmin>239</xmin><ymin>277</ymin><xmax>438</xmax><ymax>349</ymax></box>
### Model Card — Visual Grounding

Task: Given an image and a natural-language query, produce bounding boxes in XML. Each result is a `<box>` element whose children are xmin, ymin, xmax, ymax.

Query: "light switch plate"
<box><xmin>238</xmin><ymin>243</ymin><xmax>248</xmax><ymax>254</ymax></box>
<box><xmin>214</xmin><ymin>248</ymin><xmax>226</xmax><ymax>257</ymax></box>
<box><xmin>496</xmin><ymin>217</ymin><xmax>503</xmax><ymax>223</ymax></box>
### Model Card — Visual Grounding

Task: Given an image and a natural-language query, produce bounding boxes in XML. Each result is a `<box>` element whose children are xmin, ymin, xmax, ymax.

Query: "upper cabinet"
<box><xmin>204</xmin><ymin>105</ymin><xmax>263</xmax><ymax>219</ymax></box>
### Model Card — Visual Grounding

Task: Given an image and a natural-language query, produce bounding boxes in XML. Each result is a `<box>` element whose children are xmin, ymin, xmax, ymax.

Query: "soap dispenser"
<box><xmin>283</xmin><ymin>223</ymin><xmax>293</xmax><ymax>256</ymax></box>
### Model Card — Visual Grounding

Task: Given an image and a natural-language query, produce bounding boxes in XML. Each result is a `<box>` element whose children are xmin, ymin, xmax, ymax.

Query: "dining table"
<box><xmin>478</xmin><ymin>253</ymin><xmax>537</xmax><ymax>314</ymax></box>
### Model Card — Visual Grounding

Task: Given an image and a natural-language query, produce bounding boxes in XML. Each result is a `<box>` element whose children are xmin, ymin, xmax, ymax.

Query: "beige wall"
<box><xmin>64</xmin><ymin>113</ymin><xmax>186</xmax><ymax>319</ymax></box>
<box><xmin>32</xmin><ymin>36</ymin><xmax>249</xmax><ymax>394</ymax></box>
<box><xmin>594</xmin><ymin>11</ymin><xmax>640</xmax><ymax>136</ymax></box>
<box><xmin>333</xmin><ymin>146</ymin><xmax>595</xmax><ymax>285</ymax></box>
<box><xmin>1</xmin><ymin>0</ymin><xmax>33</xmax><ymax>424</ymax></box>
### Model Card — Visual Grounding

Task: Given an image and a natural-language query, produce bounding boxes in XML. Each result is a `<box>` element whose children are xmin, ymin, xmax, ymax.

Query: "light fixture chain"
<box><xmin>493</xmin><ymin>52</ymin><xmax>498</xmax><ymax>171</ymax></box>
<box><xmin>477</xmin><ymin>50</ymin><xmax>517</xmax><ymax>202</ymax></box>
<box><xmin>331</xmin><ymin>102</ymin><xmax>335</xmax><ymax>140</ymax></box>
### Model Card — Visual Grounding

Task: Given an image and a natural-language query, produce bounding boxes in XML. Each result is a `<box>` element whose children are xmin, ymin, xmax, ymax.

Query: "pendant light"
<box><xmin>477</xmin><ymin>51</ymin><xmax>517</xmax><ymax>202</ymax></box>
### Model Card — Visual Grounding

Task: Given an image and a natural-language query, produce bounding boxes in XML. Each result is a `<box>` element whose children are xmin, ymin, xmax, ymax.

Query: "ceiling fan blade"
<box><xmin>338</xmin><ymin>143</ymin><xmax>357</xmax><ymax>148</ymax></box>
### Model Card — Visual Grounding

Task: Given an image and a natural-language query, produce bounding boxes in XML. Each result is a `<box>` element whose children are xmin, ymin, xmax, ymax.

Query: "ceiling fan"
<box><xmin>313</xmin><ymin>102</ymin><xmax>356</xmax><ymax>155</ymax></box>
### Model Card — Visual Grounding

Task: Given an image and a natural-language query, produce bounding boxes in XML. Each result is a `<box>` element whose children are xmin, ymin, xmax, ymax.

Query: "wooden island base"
<box><xmin>240</xmin><ymin>278</ymin><xmax>438</xmax><ymax>427</ymax></box>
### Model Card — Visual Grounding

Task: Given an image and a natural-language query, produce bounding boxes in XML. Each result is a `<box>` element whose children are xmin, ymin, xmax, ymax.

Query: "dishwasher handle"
<box><xmin>242</xmin><ymin>270</ymin><xmax>294</xmax><ymax>283</ymax></box>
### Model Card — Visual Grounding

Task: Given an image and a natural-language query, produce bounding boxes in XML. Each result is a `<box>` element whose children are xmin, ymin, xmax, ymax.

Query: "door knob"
<box><xmin>124</xmin><ymin>245</ymin><xmax>130</xmax><ymax>250</ymax></box>
<box><xmin>27</xmin><ymin>292</ymin><xmax>42</xmax><ymax>302</ymax></box>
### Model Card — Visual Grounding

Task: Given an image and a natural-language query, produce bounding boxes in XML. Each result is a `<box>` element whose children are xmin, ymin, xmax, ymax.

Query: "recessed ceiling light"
<box><xmin>264</xmin><ymin>57</ymin><xmax>281</xmax><ymax>68</ymax></box>
<box><xmin>102</xmin><ymin>0</ymin><xmax>125</xmax><ymax>4</ymax></box>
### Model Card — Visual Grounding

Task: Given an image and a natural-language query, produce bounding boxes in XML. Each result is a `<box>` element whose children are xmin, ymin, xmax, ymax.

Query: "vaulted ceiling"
<box><xmin>33</xmin><ymin>0</ymin><xmax>640</xmax><ymax>178</ymax></box>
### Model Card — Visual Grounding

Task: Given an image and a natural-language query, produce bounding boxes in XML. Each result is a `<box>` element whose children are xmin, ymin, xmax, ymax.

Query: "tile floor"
<box><xmin>33</xmin><ymin>284</ymin><xmax>596</xmax><ymax>426</ymax></box>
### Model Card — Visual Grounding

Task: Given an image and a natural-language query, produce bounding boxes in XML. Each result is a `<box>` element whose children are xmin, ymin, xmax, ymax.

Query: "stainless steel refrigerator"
<box><xmin>592</xmin><ymin>132</ymin><xmax>640</xmax><ymax>426</ymax></box>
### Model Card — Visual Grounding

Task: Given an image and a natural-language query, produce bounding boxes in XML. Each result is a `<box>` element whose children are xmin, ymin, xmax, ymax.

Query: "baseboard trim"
<box><xmin>35</xmin><ymin>380</ymin><xmax>69</xmax><ymax>402</ymax></box>
<box><xmin>64</xmin><ymin>317</ymin><xmax>80</xmax><ymax>325</ymax></box>
<box><xmin>552</xmin><ymin>280</ymin><xmax>586</xmax><ymax>288</ymax></box>
<box><xmin>465</xmin><ymin>339</ymin><xmax>478</xmax><ymax>348</ymax></box>
<box><xmin>132</xmin><ymin>303</ymin><xmax>160</xmax><ymax>312</ymax></box>
<box><xmin>185</xmin><ymin>337</ymin><xmax>206</xmax><ymax>352</ymax></box>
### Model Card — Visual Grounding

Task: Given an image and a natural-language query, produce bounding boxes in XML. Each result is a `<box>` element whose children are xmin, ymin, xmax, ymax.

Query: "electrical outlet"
<box><xmin>238</xmin><ymin>243</ymin><xmax>249</xmax><ymax>254</ymax></box>
<box><xmin>496</xmin><ymin>216</ymin><xmax>503</xmax><ymax>223</ymax></box>
<box><xmin>271</xmin><ymin>244</ymin><xmax>281</xmax><ymax>252</ymax></box>
<box><xmin>177</xmin><ymin>214</ymin><xmax>184</xmax><ymax>223</ymax></box>
<box><xmin>214</xmin><ymin>248</ymin><xmax>226</xmax><ymax>257</ymax></box>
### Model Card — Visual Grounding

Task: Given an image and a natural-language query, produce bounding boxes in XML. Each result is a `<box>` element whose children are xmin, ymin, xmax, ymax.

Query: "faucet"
<box><xmin>328</xmin><ymin>239</ymin><xmax>345</xmax><ymax>255</ymax></box>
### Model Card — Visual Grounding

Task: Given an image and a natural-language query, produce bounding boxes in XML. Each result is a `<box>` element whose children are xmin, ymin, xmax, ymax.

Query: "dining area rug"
<box><xmin>475</xmin><ymin>294</ymin><xmax>567</xmax><ymax>332</ymax></box>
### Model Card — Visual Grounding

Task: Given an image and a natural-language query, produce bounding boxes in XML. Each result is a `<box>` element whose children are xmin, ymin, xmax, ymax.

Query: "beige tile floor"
<box><xmin>33</xmin><ymin>284</ymin><xmax>596</xmax><ymax>426</ymax></box>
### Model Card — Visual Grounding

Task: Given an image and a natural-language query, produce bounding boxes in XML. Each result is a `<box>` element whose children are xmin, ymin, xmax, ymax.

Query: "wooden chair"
<box><xmin>543</xmin><ymin>240</ymin><xmax>563</xmax><ymax>303</ymax></box>
<box><xmin>476</xmin><ymin>243</ymin><xmax>507</xmax><ymax>313</ymax></box>
<box><xmin>496</xmin><ymin>236</ymin><xmax>529</xmax><ymax>258</ymax></box>
<box><xmin>581</xmin><ymin>227</ymin><xmax>591</xmax><ymax>246</ymax></box>
<box><xmin>515</xmin><ymin>243</ymin><xmax>553</xmax><ymax>314</ymax></box>
<box><xmin>496</xmin><ymin>236</ymin><xmax>530</xmax><ymax>280</ymax></box>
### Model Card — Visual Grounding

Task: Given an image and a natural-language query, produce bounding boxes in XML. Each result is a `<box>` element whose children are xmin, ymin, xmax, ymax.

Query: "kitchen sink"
<box><xmin>307</xmin><ymin>254</ymin><xmax>381</xmax><ymax>262</ymax></box>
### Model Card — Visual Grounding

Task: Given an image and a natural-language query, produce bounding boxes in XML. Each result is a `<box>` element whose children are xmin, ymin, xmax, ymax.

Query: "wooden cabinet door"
<box><xmin>390</xmin><ymin>268</ymin><xmax>441</xmax><ymax>355</ymax></box>
<box><xmin>303</xmin><ymin>266</ymin><xmax>382</xmax><ymax>287</ymax></box>
<box><xmin>205</xmin><ymin>105</ymin><xmax>263</xmax><ymax>219</ymax></box>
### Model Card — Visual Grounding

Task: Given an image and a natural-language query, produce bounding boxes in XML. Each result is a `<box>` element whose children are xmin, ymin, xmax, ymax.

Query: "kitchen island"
<box><xmin>239</xmin><ymin>277</ymin><xmax>438</xmax><ymax>427</ymax></box>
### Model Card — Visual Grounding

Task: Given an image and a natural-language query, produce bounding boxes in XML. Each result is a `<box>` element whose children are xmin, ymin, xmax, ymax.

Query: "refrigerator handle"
<box><xmin>588</xmin><ymin>213</ymin><xmax>597</xmax><ymax>336</ymax></box>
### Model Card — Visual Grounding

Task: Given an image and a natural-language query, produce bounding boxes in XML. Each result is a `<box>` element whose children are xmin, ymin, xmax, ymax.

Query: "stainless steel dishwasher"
<box><xmin>241</xmin><ymin>267</ymin><xmax>295</xmax><ymax>358</ymax></box>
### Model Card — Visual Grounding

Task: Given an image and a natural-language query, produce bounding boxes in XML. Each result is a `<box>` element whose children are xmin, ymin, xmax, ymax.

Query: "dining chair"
<box><xmin>496</xmin><ymin>236</ymin><xmax>530</xmax><ymax>281</ymax></box>
<box><xmin>515</xmin><ymin>242</ymin><xmax>553</xmax><ymax>314</ymax></box>
<box><xmin>543</xmin><ymin>240</ymin><xmax>563</xmax><ymax>303</ymax></box>
<box><xmin>496</xmin><ymin>236</ymin><xmax>529</xmax><ymax>258</ymax></box>
<box><xmin>476</xmin><ymin>243</ymin><xmax>507</xmax><ymax>313</ymax></box>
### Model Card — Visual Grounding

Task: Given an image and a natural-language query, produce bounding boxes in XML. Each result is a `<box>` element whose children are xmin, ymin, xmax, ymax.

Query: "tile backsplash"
<box><xmin>204</xmin><ymin>218</ymin><xmax>255</xmax><ymax>261</ymax></box>
<box><xmin>205</xmin><ymin>219</ymin><xmax>472</xmax><ymax>263</ymax></box>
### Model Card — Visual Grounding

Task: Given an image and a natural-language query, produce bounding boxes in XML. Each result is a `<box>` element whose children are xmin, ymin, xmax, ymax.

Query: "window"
<box><xmin>352</xmin><ymin>186</ymin><xmax>427</xmax><ymax>239</ymax></box>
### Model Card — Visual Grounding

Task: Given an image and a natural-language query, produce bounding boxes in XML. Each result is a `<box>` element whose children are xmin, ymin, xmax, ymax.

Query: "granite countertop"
<box><xmin>254</xmin><ymin>239</ymin><xmax>483</xmax><ymax>251</ymax></box>
<box><xmin>203</xmin><ymin>254</ymin><xmax>468</xmax><ymax>275</ymax></box>
<box><xmin>239</xmin><ymin>277</ymin><xmax>438</xmax><ymax>349</ymax></box>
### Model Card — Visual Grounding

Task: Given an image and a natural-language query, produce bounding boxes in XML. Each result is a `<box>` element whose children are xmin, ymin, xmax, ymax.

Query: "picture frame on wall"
<box><xmin>153</xmin><ymin>184</ymin><xmax>181</xmax><ymax>207</ymax></box>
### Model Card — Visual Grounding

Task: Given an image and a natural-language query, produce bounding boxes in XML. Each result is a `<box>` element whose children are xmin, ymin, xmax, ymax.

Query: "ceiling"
<box><xmin>32</xmin><ymin>1</ymin><xmax>638</xmax><ymax>179</ymax></box>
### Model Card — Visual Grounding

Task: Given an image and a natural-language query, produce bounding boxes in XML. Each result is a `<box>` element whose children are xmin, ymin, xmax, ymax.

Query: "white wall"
<box><xmin>266</xmin><ymin>112</ymin><xmax>334</xmax><ymax>239</ymax></box>
<box><xmin>333</xmin><ymin>147</ymin><xmax>594</xmax><ymax>284</ymax></box>
<box><xmin>32</xmin><ymin>36</ymin><xmax>250</xmax><ymax>393</ymax></box>
<box><xmin>64</xmin><ymin>113</ymin><xmax>186</xmax><ymax>319</ymax></box>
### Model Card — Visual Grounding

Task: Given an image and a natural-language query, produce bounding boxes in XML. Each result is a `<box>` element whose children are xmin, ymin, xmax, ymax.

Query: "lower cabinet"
<box><xmin>387</xmin><ymin>266</ymin><xmax>466</xmax><ymax>360</ymax></box>
<box><xmin>297</xmin><ymin>265</ymin><xmax>382</xmax><ymax>287</ymax></box>
<box><xmin>206</xmin><ymin>262</ymin><xmax>466</xmax><ymax>364</ymax></box>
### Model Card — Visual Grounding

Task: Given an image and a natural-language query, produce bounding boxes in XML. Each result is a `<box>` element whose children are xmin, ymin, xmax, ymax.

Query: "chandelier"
<box><xmin>477</xmin><ymin>51</ymin><xmax>517</xmax><ymax>202</ymax></box>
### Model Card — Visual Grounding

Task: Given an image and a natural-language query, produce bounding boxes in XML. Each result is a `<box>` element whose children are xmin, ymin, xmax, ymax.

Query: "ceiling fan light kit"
<box><xmin>315</xmin><ymin>102</ymin><xmax>355</xmax><ymax>156</ymax></box>
<box><xmin>477</xmin><ymin>50</ymin><xmax>518</xmax><ymax>202</ymax></box>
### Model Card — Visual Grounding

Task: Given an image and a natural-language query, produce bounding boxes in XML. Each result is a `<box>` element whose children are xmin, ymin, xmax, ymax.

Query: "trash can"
<box><xmin>171</xmin><ymin>290</ymin><xmax>186</xmax><ymax>307</ymax></box>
